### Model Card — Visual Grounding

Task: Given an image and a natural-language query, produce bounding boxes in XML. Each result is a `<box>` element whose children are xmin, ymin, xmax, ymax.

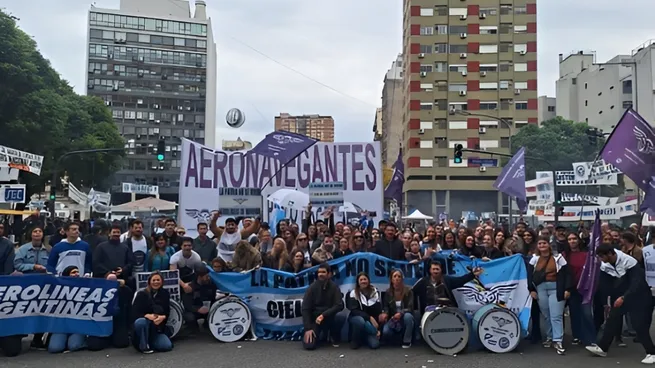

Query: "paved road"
<box><xmin>4</xmin><ymin>333</ymin><xmax>651</xmax><ymax>368</ymax></box>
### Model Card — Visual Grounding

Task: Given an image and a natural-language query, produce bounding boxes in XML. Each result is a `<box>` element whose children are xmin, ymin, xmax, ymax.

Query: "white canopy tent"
<box><xmin>402</xmin><ymin>210</ymin><xmax>433</xmax><ymax>220</ymax></box>
<box><xmin>111</xmin><ymin>197</ymin><xmax>177</xmax><ymax>213</ymax></box>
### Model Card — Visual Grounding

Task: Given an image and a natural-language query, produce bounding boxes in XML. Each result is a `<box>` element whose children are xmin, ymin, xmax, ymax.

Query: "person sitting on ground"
<box><xmin>48</xmin><ymin>266</ymin><xmax>88</xmax><ymax>353</ymax></box>
<box><xmin>346</xmin><ymin>272</ymin><xmax>381</xmax><ymax>349</ymax></box>
<box><xmin>301</xmin><ymin>263</ymin><xmax>344</xmax><ymax>350</ymax></box>
<box><xmin>380</xmin><ymin>269</ymin><xmax>415</xmax><ymax>348</ymax></box>
<box><xmin>181</xmin><ymin>266</ymin><xmax>217</xmax><ymax>335</ymax></box>
<box><xmin>131</xmin><ymin>272</ymin><xmax>173</xmax><ymax>354</ymax></box>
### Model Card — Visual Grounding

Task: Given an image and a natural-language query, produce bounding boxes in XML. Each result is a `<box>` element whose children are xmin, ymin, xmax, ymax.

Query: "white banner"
<box><xmin>0</xmin><ymin>145</ymin><xmax>43</xmax><ymax>176</ymax></box>
<box><xmin>572</xmin><ymin>160</ymin><xmax>622</xmax><ymax>181</ymax></box>
<box><xmin>525</xmin><ymin>171</ymin><xmax>555</xmax><ymax>201</ymax></box>
<box><xmin>559</xmin><ymin>193</ymin><xmax>619</xmax><ymax>206</ymax></box>
<box><xmin>555</xmin><ymin>171</ymin><xmax>618</xmax><ymax>186</ymax></box>
<box><xmin>527</xmin><ymin>200</ymin><xmax>553</xmax><ymax>216</ymax></box>
<box><xmin>121</xmin><ymin>182</ymin><xmax>159</xmax><ymax>195</ymax></box>
<box><xmin>537</xmin><ymin>199</ymin><xmax>638</xmax><ymax>221</ymax></box>
<box><xmin>178</xmin><ymin>139</ymin><xmax>383</xmax><ymax>237</ymax></box>
<box><xmin>309</xmin><ymin>182</ymin><xmax>344</xmax><ymax>207</ymax></box>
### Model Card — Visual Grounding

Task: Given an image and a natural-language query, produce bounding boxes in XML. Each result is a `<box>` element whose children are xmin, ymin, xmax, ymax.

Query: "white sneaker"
<box><xmin>586</xmin><ymin>345</ymin><xmax>607</xmax><ymax>357</ymax></box>
<box><xmin>641</xmin><ymin>354</ymin><xmax>655</xmax><ymax>364</ymax></box>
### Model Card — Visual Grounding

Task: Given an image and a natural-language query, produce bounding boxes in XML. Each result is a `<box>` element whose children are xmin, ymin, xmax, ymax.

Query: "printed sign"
<box><xmin>0</xmin><ymin>184</ymin><xmax>26</xmax><ymax>204</ymax></box>
<box><xmin>218</xmin><ymin>187</ymin><xmax>262</xmax><ymax>218</ymax></box>
<box><xmin>136</xmin><ymin>270</ymin><xmax>181</xmax><ymax>303</ymax></box>
<box><xmin>308</xmin><ymin>182</ymin><xmax>344</xmax><ymax>207</ymax></box>
<box><xmin>537</xmin><ymin>199</ymin><xmax>638</xmax><ymax>221</ymax></box>
<box><xmin>527</xmin><ymin>200</ymin><xmax>553</xmax><ymax>216</ymax></box>
<box><xmin>475</xmin><ymin>306</ymin><xmax>521</xmax><ymax>353</ymax></box>
<box><xmin>555</xmin><ymin>170</ymin><xmax>618</xmax><ymax>186</ymax></box>
<box><xmin>560</xmin><ymin>193</ymin><xmax>619</xmax><ymax>206</ymax></box>
<box><xmin>121</xmin><ymin>182</ymin><xmax>159</xmax><ymax>195</ymax></box>
<box><xmin>525</xmin><ymin>171</ymin><xmax>555</xmax><ymax>201</ymax></box>
<box><xmin>468</xmin><ymin>158</ymin><xmax>498</xmax><ymax>167</ymax></box>
<box><xmin>572</xmin><ymin>160</ymin><xmax>622</xmax><ymax>181</ymax></box>
<box><xmin>0</xmin><ymin>145</ymin><xmax>43</xmax><ymax>176</ymax></box>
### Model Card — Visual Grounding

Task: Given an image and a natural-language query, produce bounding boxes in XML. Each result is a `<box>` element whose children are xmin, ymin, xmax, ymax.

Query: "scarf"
<box><xmin>600</xmin><ymin>249</ymin><xmax>638</xmax><ymax>278</ymax></box>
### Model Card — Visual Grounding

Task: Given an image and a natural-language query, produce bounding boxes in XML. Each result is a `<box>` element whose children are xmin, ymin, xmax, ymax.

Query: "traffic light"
<box><xmin>49</xmin><ymin>186</ymin><xmax>56</xmax><ymax>201</ymax></box>
<box><xmin>555</xmin><ymin>199</ymin><xmax>564</xmax><ymax>216</ymax></box>
<box><xmin>156</xmin><ymin>137</ymin><xmax>165</xmax><ymax>161</ymax></box>
<box><xmin>453</xmin><ymin>144</ymin><xmax>463</xmax><ymax>164</ymax></box>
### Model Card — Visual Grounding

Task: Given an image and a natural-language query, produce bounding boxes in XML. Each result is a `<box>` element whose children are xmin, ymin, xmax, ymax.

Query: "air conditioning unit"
<box><xmin>460</xmin><ymin>33</ymin><xmax>468</xmax><ymax>39</ymax></box>
<box><xmin>461</xmin><ymin>70</ymin><xmax>468</xmax><ymax>76</ymax></box>
<box><xmin>480</xmin><ymin>71</ymin><xmax>487</xmax><ymax>77</ymax></box>
<box><xmin>419</xmin><ymin>128</ymin><xmax>425</xmax><ymax>135</ymax></box>
<box><xmin>519</xmin><ymin>50</ymin><xmax>527</xmax><ymax>55</ymax></box>
<box><xmin>420</xmin><ymin>72</ymin><xmax>427</xmax><ymax>77</ymax></box>
<box><xmin>479</xmin><ymin>166</ymin><xmax>487</xmax><ymax>172</ymax></box>
<box><xmin>418</xmin><ymin>53</ymin><xmax>425</xmax><ymax>58</ymax></box>
<box><xmin>460</xmin><ymin>15</ymin><xmax>467</xmax><ymax>20</ymax></box>
<box><xmin>479</xmin><ymin>13</ymin><xmax>487</xmax><ymax>19</ymax></box>
<box><xmin>514</xmin><ymin>89</ymin><xmax>521</xmax><ymax>95</ymax></box>
<box><xmin>460</xmin><ymin>53</ymin><xmax>468</xmax><ymax>59</ymax></box>
<box><xmin>459</xmin><ymin>90</ymin><xmax>467</xmax><ymax>96</ymax></box>
<box><xmin>479</xmin><ymin>127</ymin><xmax>487</xmax><ymax>134</ymax></box>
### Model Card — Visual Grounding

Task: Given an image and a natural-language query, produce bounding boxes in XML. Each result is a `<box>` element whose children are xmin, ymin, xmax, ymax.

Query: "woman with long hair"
<box><xmin>350</xmin><ymin>231</ymin><xmax>366</xmax><ymax>253</ymax></box>
<box><xmin>441</xmin><ymin>231</ymin><xmax>456</xmax><ymax>250</ymax></box>
<box><xmin>522</xmin><ymin>229</ymin><xmax>538</xmax><ymax>256</ymax></box>
<box><xmin>283</xmin><ymin>248</ymin><xmax>306</xmax><ymax>273</ymax></box>
<box><xmin>346</xmin><ymin>272</ymin><xmax>381</xmax><ymax>349</ymax></box>
<box><xmin>282</xmin><ymin>228</ymin><xmax>296</xmax><ymax>253</ymax></box>
<box><xmin>460</xmin><ymin>235</ymin><xmax>484</xmax><ymax>258</ymax></box>
<box><xmin>131</xmin><ymin>272</ymin><xmax>173</xmax><ymax>354</ymax></box>
<box><xmin>265</xmin><ymin>238</ymin><xmax>289</xmax><ymax>270</ymax></box>
<box><xmin>380</xmin><ymin>270</ymin><xmax>415</xmax><ymax>348</ymax></box>
<box><xmin>563</xmin><ymin>232</ymin><xmax>596</xmax><ymax>346</ymax></box>
<box><xmin>528</xmin><ymin>235</ymin><xmax>571</xmax><ymax>355</ymax></box>
<box><xmin>148</xmin><ymin>233</ymin><xmax>176</xmax><ymax>271</ymax></box>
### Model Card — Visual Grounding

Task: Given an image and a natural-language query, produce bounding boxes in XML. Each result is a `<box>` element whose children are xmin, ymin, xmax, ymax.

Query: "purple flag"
<box><xmin>600</xmin><ymin>108</ymin><xmax>655</xmax><ymax>191</ymax></box>
<box><xmin>384</xmin><ymin>149</ymin><xmax>404</xmax><ymax>209</ymax></box>
<box><xmin>493</xmin><ymin>147</ymin><xmax>527</xmax><ymax>211</ymax></box>
<box><xmin>577</xmin><ymin>209</ymin><xmax>601</xmax><ymax>304</ymax></box>
<box><xmin>249</xmin><ymin>131</ymin><xmax>318</xmax><ymax>165</ymax></box>
<box><xmin>640</xmin><ymin>178</ymin><xmax>655</xmax><ymax>216</ymax></box>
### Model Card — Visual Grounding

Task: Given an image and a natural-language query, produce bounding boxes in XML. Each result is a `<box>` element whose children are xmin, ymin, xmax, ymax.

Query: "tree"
<box><xmin>510</xmin><ymin>117</ymin><xmax>623</xmax><ymax>197</ymax></box>
<box><xmin>0</xmin><ymin>10</ymin><xmax>124</xmax><ymax>195</ymax></box>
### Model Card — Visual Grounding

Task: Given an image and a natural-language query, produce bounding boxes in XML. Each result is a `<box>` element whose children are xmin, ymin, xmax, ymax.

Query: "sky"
<box><xmin>1</xmin><ymin>0</ymin><xmax>655</xmax><ymax>147</ymax></box>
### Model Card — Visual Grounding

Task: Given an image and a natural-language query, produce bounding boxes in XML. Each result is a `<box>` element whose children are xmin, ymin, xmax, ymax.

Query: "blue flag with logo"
<box><xmin>249</xmin><ymin>131</ymin><xmax>318</xmax><ymax>167</ymax></box>
<box><xmin>493</xmin><ymin>147</ymin><xmax>527</xmax><ymax>212</ymax></box>
<box><xmin>0</xmin><ymin>274</ymin><xmax>119</xmax><ymax>337</ymax></box>
<box><xmin>384</xmin><ymin>149</ymin><xmax>405</xmax><ymax>209</ymax></box>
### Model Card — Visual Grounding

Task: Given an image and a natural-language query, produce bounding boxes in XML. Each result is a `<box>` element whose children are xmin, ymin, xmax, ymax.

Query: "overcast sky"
<box><xmin>1</xmin><ymin>0</ymin><xmax>654</xmax><ymax>146</ymax></box>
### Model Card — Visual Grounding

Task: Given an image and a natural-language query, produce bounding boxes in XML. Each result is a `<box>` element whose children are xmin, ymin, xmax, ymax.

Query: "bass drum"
<box><xmin>166</xmin><ymin>300</ymin><xmax>184</xmax><ymax>339</ymax></box>
<box><xmin>208</xmin><ymin>296</ymin><xmax>252</xmax><ymax>343</ymax></box>
<box><xmin>472</xmin><ymin>304</ymin><xmax>521</xmax><ymax>353</ymax></box>
<box><xmin>420</xmin><ymin>307</ymin><xmax>470</xmax><ymax>356</ymax></box>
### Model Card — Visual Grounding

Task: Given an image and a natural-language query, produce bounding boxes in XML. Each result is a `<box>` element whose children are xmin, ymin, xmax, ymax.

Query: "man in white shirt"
<box><xmin>170</xmin><ymin>237</ymin><xmax>203</xmax><ymax>294</ymax></box>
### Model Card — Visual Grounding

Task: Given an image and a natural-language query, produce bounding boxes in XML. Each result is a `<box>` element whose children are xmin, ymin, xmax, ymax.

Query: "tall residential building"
<box><xmin>373</xmin><ymin>108</ymin><xmax>383</xmax><ymax>141</ymax></box>
<box><xmin>222</xmin><ymin>137</ymin><xmax>252</xmax><ymax>151</ymax></box>
<box><xmin>274</xmin><ymin>113</ymin><xmax>335</xmax><ymax>142</ymax></box>
<box><xmin>402</xmin><ymin>1</ymin><xmax>538</xmax><ymax>218</ymax></box>
<box><xmin>85</xmin><ymin>0</ymin><xmax>217</xmax><ymax>201</ymax></box>
<box><xmin>377</xmin><ymin>54</ymin><xmax>404</xmax><ymax>167</ymax></box>
<box><xmin>537</xmin><ymin>95</ymin><xmax>556</xmax><ymax>123</ymax></box>
<box><xmin>556</xmin><ymin>51</ymin><xmax>633</xmax><ymax>132</ymax></box>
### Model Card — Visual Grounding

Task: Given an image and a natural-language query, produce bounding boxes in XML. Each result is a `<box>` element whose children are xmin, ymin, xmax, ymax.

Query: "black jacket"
<box><xmin>484</xmin><ymin>246</ymin><xmax>505</xmax><ymax>260</ymax></box>
<box><xmin>84</xmin><ymin>234</ymin><xmax>108</xmax><ymax>255</ymax></box>
<box><xmin>413</xmin><ymin>273</ymin><xmax>475</xmax><ymax>310</ymax></box>
<box><xmin>92</xmin><ymin>239</ymin><xmax>135</xmax><ymax>279</ymax></box>
<box><xmin>598</xmin><ymin>262</ymin><xmax>650</xmax><ymax>310</ymax></box>
<box><xmin>0</xmin><ymin>237</ymin><xmax>14</xmax><ymax>275</ymax></box>
<box><xmin>132</xmin><ymin>288</ymin><xmax>171</xmax><ymax>333</ymax></box>
<box><xmin>346</xmin><ymin>288</ymin><xmax>382</xmax><ymax>321</ymax></box>
<box><xmin>382</xmin><ymin>286</ymin><xmax>414</xmax><ymax>314</ymax></box>
<box><xmin>527</xmin><ymin>255</ymin><xmax>573</xmax><ymax>302</ymax></box>
<box><xmin>459</xmin><ymin>245</ymin><xmax>485</xmax><ymax>259</ymax></box>
<box><xmin>301</xmin><ymin>279</ymin><xmax>344</xmax><ymax>331</ymax></box>
<box><xmin>181</xmin><ymin>280</ymin><xmax>217</xmax><ymax>313</ymax></box>
<box><xmin>373</xmin><ymin>238</ymin><xmax>405</xmax><ymax>260</ymax></box>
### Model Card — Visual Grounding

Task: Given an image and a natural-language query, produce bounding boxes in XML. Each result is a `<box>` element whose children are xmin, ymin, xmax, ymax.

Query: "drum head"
<box><xmin>475</xmin><ymin>306</ymin><xmax>521</xmax><ymax>353</ymax></box>
<box><xmin>166</xmin><ymin>300</ymin><xmax>184</xmax><ymax>339</ymax></box>
<box><xmin>421</xmin><ymin>307</ymin><xmax>470</xmax><ymax>356</ymax></box>
<box><xmin>209</xmin><ymin>297</ymin><xmax>252</xmax><ymax>343</ymax></box>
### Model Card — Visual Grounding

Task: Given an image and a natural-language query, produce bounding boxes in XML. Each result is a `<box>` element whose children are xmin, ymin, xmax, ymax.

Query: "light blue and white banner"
<box><xmin>0</xmin><ymin>275</ymin><xmax>119</xmax><ymax>337</ymax></box>
<box><xmin>210</xmin><ymin>252</ymin><xmax>530</xmax><ymax>340</ymax></box>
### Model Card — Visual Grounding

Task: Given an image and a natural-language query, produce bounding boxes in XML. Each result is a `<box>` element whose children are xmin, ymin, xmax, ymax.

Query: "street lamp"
<box><xmin>450</xmin><ymin>109</ymin><xmax>515</xmax><ymax>226</ymax></box>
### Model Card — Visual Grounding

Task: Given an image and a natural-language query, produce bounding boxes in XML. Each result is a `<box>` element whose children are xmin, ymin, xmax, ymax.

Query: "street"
<box><xmin>5</xmin><ymin>333</ymin><xmax>651</xmax><ymax>368</ymax></box>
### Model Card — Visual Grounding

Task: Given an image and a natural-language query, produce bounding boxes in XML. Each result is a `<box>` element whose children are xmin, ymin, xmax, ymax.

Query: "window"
<box><xmin>174</xmin><ymin>37</ymin><xmax>185</xmax><ymax>46</ymax></box>
<box><xmin>480</xmin><ymin>64</ymin><xmax>498</xmax><ymax>72</ymax></box>
<box><xmin>499</xmin><ymin>62</ymin><xmax>512</xmax><ymax>72</ymax></box>
<box><xmin>420</xmin><ymin>121</ymin><xmax>433</xmax><ymax>129</ymax></box>
<box><xmin>449</xmin><ymin>8</ymin><xmax>468</xmax><ymax>16</ymax></box>
<box><xmin>436</xmin><ymin>120</ymin><xmax>447</xmax><ymax>129</ymax></box>
<box><xmin>514</xmin><ymin>25</ymin><xmax>527</xmax><ymax>33</ymax></box>
<box><xmin>499</xmin><ymin>81</ymin><xmax>510</xmax><ymax>89</ymax></box>
<box><xmin>420</xmin><ymin>102</ymin><xmax>433</xmax><ymax>110</ymax></box>
<box><xmin>420</xmin><ymin>26</ymin><xmax>434</xmax><ymax>35</ymax></box>
<box><xmin>449</xmin><ymin>103</ymin><xmax>467</xmax><ymax>112</ymax></box>
<box><xmin>435</xmin><ymin>6</ymin><xmax>448</xmax><ymax>16</ymax></box>
<box><xmin>419</xmin><ymin>159</ymin><xmax>433</xmax><ymax>168</ymax></box>
<box><xmin>480</xmin><ymin>26</ymin><xmax>498</xmax><ymax>35</ymax></box>
<box><xmin>514</xmin><ymin>44</ymin><xmax>527</xmax><ymax>53</ymax></box>
<box><xmin>420</xmin><ymin>8</ymin><xmax>434</xmax><ymax>16</ymax></box>
<box><xmin>480</xmin><ymin>7</ymin><xmax>497</xmax><ymax>15</ymax></box>
<box><xmin>514</xmin><ymin>81</ymin><xmax>528</xmax><ymax>89</ymax></box>
<box><xmin>448</xmin><ymin>121</ymin><xmax>468</xmax><ymax>129</ymax></box>
<box><xmin>435</xmin><ymin>43</ymin><xmax>448</xmax><ymax>53</ymax></box>
<box><xmin>585</xmin><ymin>100</ymin><xmax>588</xmax><ymax>106</ymax></box>
<box><xmin>435</xmin><ymin>25</ymin><xmax>448</xmax><ymax>34</ymax></box>
<box><xmin>436</xmin><ymin>157</ymin><xmax>448</xmax><ymax>167</ymax></box>
<box><xmin>499</xmin><ymin>43</ymin><xmax>513</xmax><ymax>52</ymax></box>
<box><xmin>514</xmin><ymin>6</ymin><xmax>527</xmax><ymax>14</ymax></box>
<box><xmin>548</xmin><ymin>106</ymin><xmax>556</xmax><ymax>112</ymax></box>
<box><xmin>197</xmin><ymin>40</ymin><xmax>207</xmax><ymax>48</ymax></box>
<box><xmin>500</xmin><ymin>99</ymin><xmax>513</xmax><ymax>110</ymax></box>
<box><xmin>420</xmin><ymin>140</ymin><xmax>433</xmax><ymax>149</ymax></box>
<box><xmin>435</xmin><ymin>99</ymin><xmax>448</xmax><ymax>110</ymax></box>
<box><xmin>434</xmin><ymin>62</ymin><xmax>447</xmax><ymax>72</ymax></box>
<box><xmin>420</xmin><ymin>83</ymin><xmax>433</xmax><ymax>91</ymax></box>
<box><xmin>514</xmin><ymin>63</ymin><xmax>527</xmax><ymax>72</ymax></box>
<box><xmin>449</xmin><ymin>25</ymin><xmax>468</xmax><ymax>34</ymax></box>
<box><xmin>499</xmin><ymin>23</ymin><xmax>512</xmax><ymax>34</ymax></box>
<box><xmin>450</xmin><ymin>44</ymin><xmax>468</xmax><ymax>53</ymax></box>
<box><xmin>500</xmin><ymin>4</ymin><xmax>512</xmax><ymax>15</ymax></box>
<box><xmin>448</xmin><ymin>84</ymin><xmax>467</xmax><ymax>92</ymax></box>
<box><xmin>436</xmin><ymin>81</ymin><xmax>448</xmax><ymax>92</ymax></box>
<box><xmin>420</xmin><ymin>44</ymin><xmax>433</xmax><ymax>54</ymax></box>
<box><xmin>480</xmin><ymin>82</ymin><xmax>498</xmax><ymax>90</ymax></box>
<box><xmin>124</xmin><ymin>111</ymin><xmax>136</xmax><ymax>119</ymax></box>
<box><xmin>112</xmin><ymin>110</ymin><xmax>123</xmax><ymax>118</ymax></box>
<box><xmin>623</xmin><ymin>101</ymin><xmax>633</xmax><ymax>109</ymax></box>
<box><xmin>420</xmin><ymin>64</ymin><xmax>433</xmax><ymax>73</ymax></box>
<box><xmin>623</xmin><ymin>80</ymin><xmax>632</xmax><ymax>94</ymax></box>
<box><xmin>479</xmin><ymin>45</ymin><xmax>498</xmax><ymax>54</ymax></box>
<box><xmin>449</xmin><ymin>64</ymin><xmax>467</xmax><ymax>73</ymax></box>
<box><xmin>515</xmin><ymin>101</ymin><xmax>528</xmax><ymax>110</ymax></box>
<box><xmin>480</xmin><ymin>102</ymin><xmax>498</xmax><ymax>110</ymax></box>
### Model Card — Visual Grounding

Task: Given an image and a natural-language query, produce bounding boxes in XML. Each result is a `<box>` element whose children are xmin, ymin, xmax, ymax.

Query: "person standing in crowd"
<box><xmin>210</xmin><ymin>213</ymin><xmax>260</xmax><ymax>262</ymax></box>
<box><xmin>373</xmin><ymin>223</ymin><xmax>405</xmax><ymax>261</ymax></box>
<box><xmin>48</xmin><ymin>266</ymin><xmax>87</xmax><ymax>353</ymax></box>
<box><xmin>563</xmin><ymin>232</ymin><xmax>596</xmax><ymax>346</ymax></box>
<box><xmin>413</xmin><ymin>260</ymin><xmax>482</xmax><ymax>310</ymax></box>
<box><xmin>346</xmin><ymin>272</ymin><xmax>381</xmax><ymax>349</ymax></box>
<box><xmin>193</xmin><ymin>222</ymin><xmax>217</xmax><ymax>262</ymax></box>
<box><xmin>301</xmin><ymin>263</ymin><xmax>344</xmax><ymax>350</ymax></box>
<box><xmin>46</xmin><ymin>222</ymin><xmax>92</xmax><ymax>276</ymax></box>
<box><xmin>92</xmin><ymin>224</ymin><xmax>135</xmax><ymax>281</ymax></box>
<box><xmin>160</xmin><ymin>218</ymin><xmax>183</xmax><ymax>250</ymax></box>
<box><xmin>264</xmin><ymin>238</ymin><xmax>289</xmax><ymax>270</ymax></box>
<box><xmin>586</xmin><ymin>244</ymin><xmax>655</xmax><ymax>364</ymax></box>
<box><xmin>231</xmin><ymin>240</ymin><xmax>262</xmax><ymax>272</ymax></box>
<box><xmin>528</xmin><ymin>235</ymin><xmax>571</xmax><ymax>355</ymax></box>
<box><xmin>312</xmin><ymin>235</ymin><xmax>335</xmax><ymax>264</ymax></box>
<box><xmin>124</xmin><ymin>219</ymin><xmax>151</xmax><ymax>280</ymax></box>
<box><xmin>621</xmin><ymin>232</ymin><xmax>644</xmax><ymax>267</ymax></box>
<box><xmin>170</xmin><ymin>237</ymin><xmax>203</xmax><ymax>293</ymax></box>
<box><xmin>257</xmin><ymin>229</ymin><xmax>273</xmax><ymax>254</ymax></box>
<box><xmin>181</xmin><ymin>266</ymin><xmax>217</xmax><ymax>335</ymax></box>
<box><xmin>13</xmin><ymin>226</ymin><xmax>49</xmax><ymax>274</ymax></box>
<box><xmin>0</xmin><ymin>222</ymin><xmax>14</xmax><ymax>275</ymax></box>
<box><xmin>83</xmin><ymin>220</ymin><xmax>108</xmax><ymax>255</ymax></box>
<box><xmin>132</xmin><ymin>272</ymin><xmax>173</xmax><ymax>354</ymax></box>
<box><xmin>381</xmin><ymin>269</ymin><xmax>415</xmax><ymax>348</ymax></box>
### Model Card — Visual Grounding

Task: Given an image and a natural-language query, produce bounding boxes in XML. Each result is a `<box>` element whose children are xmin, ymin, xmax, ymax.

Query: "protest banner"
<box><xmin>308</xmin><ymin>182</ymin><xmax>344</xmax><ymax>207</ymax></box>
<box><xmin>0</xmin><ymin>145</ymin><xmax>43</xmax><ymax>176</ymax></box>
<box><xmin>209</xmin><ymin>252</ymin><xmax>530</xmax><ymax>341</ymax></box>
<box><xmin>136</xmin><ymin>270</ymin><xmax>181</xmax><ymax>302</ymax></box>
<box><xmin>0</xmin><ymin>275</ymin><xmax>119</xmax><ymax>337</ymax></box>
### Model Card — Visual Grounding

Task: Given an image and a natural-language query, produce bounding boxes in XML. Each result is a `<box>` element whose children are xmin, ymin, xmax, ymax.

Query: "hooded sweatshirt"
<box><xmin>47</xmin><ymin>238</ymin><xmax>92</xmax><ymax>275</ymax></box>
<box><xmin>598</xmin><ymin>249</ymin><xmax>649</xmax><ymax>308</ymax></box>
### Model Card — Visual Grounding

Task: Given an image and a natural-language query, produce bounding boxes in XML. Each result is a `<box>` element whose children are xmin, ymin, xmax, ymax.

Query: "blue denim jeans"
<box><xmin>348</xmin><ymin>316</ymin><xmax>380</xmax><ymax>349</ymax></box>
<box><xmin>48</xmin><ymin>333</ymin><xmax>86</xmax><ymax>353</ymax></box>
<box><xmin>133</xmin><ymin>318</ymin><xmax>173</xmax><ymax>352</ymax></box>
<box><xmin>382</xmin><ymin>313</ymin><xmax>415</xmax><ymax>345</ymax></box>
<box><xmin>536</xmin><ymin>282</ymin><xmax>565</xmax><ymax>342</ymax></box>
<box><xmin>568</xmin><ymin>289</ymin><xmax>597</xmax><ymax>344</ymax></box>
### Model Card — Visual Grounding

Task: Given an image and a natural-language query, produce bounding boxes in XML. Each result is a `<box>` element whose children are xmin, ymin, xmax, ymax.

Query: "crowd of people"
<box><xmin>0</xmin><ymin>209</ymin><xmax>655</xmax><ymax>365</ymax></box>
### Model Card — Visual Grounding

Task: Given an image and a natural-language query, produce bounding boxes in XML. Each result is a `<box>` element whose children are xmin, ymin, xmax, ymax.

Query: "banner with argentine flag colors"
<box><xmin>210</xmin><ymin>252</ymin><xmax>531</xmax><ymax>340</ymax></box>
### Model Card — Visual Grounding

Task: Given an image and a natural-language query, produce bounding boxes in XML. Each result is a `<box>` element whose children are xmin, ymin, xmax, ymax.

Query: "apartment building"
<box><xmin>85</xmin><ymin>0</ymin><xmax>217</xmax><ymax>202</ymax></box>
<box><xmin>274</xmin><ymin>113</ymin><xmax>335</xmax><ymax>142</ymax></box>
<box><xmin>402</xmin><ymin>1</ymin><xmax>537</xmax><ymax>218</ymax></box>
<box><xmin>537</xmin><ymin>95</ymin><xmax>556</xmax><ymax>124</ymax></box>
<box><xmin>377</xmin><ymin>54</ymin><xmax>405</xmax><ymax>167</ymax></box>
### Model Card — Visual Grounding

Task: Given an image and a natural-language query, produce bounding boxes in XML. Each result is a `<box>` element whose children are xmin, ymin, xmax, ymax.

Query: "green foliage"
<box><xmin>0</xmin><ymin>10</ymin><xmax>124</xmax><ymax>193</ymax></box>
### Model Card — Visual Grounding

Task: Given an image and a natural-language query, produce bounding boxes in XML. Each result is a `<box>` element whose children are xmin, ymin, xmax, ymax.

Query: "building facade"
<box><xmin>402</xmin><ymin>1</ymin><xmax>538</xmax><ymax>218</ymax></box>
<box><xmin>373</xmin><ymin>108</ymin><xmax>383</xmax><ymax>141</ymax></box>
<box><xmin>274</xmin><ymin>113</ymin><xmax>335</xmax><ymax>142</ymax></box>
<box><xmin>222</xmin><ymin>137</ymin><xmax>252</xmax><ymax>151</ymax></box>
<box><xmin>378</xmin><ymin>54</ymin><xmax>405</xmax><ymax>167</ymax></box>
<box><xmin>537</xmin><ymin>95</ymin><xmax>556</xmax><ymax>123</ymax></box>
<box><xmin>85</xmin><ymin>0</ymin><xmax>217</xmax><ymax>201</ymax></box>
<box><xmin>556</xmin><ymin>51</ymin><xmax>633</xmax><ymax>133</ymax></box>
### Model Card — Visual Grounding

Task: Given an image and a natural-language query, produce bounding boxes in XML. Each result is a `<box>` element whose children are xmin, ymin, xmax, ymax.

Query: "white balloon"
<box><xmin>226</xmin><ymin>108</ymin><xmax>246</xmax><ymax>128</ymax></box>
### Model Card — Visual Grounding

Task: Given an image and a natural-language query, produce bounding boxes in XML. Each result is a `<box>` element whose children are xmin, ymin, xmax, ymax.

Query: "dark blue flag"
<box><xmin>249</xmin><ymin>131</ymin><xmax>318</xmax><ymax>166</ymax></box>
<box><xmin>493</xmin><ymin>147</ymin><xmax>527</xmax><ymax>211</ymax></box>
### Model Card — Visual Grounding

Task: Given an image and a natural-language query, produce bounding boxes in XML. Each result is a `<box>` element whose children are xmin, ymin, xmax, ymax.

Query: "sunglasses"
<box><xmin>177</xmin><ymin>231</ymin><xmax>186</xmax><ymax>235</ymax></box>
<box><xmin>354</xmin><ymin>235</ymin><xmax>363</xmax><ymax>239</ymax></box>
<box><xmin>298</xmin><ymin>237</ymin><xmax>308</xmax><ymax>241</ymax></box>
